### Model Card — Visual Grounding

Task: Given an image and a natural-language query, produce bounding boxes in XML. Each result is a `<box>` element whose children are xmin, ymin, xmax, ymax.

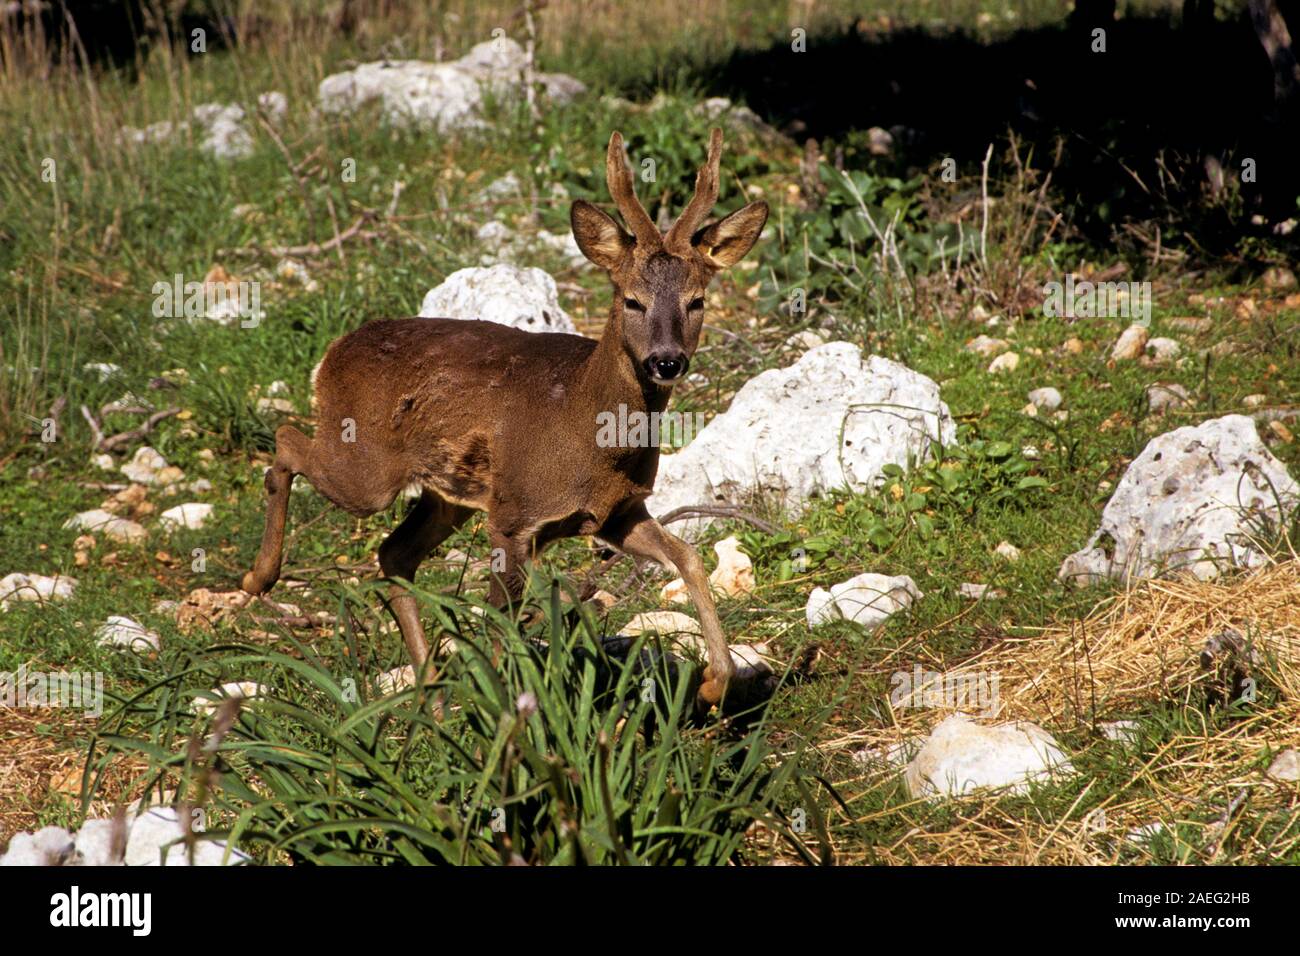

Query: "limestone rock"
<box><xmin>806</xmin><ymin>572</ymin><xmax>921</xmax><ymax>630</ymax></box>
<box><xmin>419</xmin><ymin>264</ymin><xmax>575</xmax><ymax>334</ymax></box>
<box><xmin>1060</xmin><ymin>415</ymin><xmax>1299</xmax><ymax>584</ymax></box>
<box><xmin>904</xmin><ymin>714</ymin><xmax>1074</xmax><ymax>799</ymax></box>
<box><xmin>648</xmin><ymin>343</ymin><xmax>954</xmax><ymax>531</ymax></box>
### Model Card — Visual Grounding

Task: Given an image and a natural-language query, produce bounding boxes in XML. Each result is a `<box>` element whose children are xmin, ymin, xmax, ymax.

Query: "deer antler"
<box><xmin>606</xmin><ymin>131</ymin><xmax>661</xmax><ymax>248</ymax></box>
<box><xmin>664</xmin><ymin>127</ymin><xmax>724</xmax><ymax>254</ymax></box>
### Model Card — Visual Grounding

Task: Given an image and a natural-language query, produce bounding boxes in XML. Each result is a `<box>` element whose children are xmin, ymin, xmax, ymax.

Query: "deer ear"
<box><xmin>692</xmin><ymin>200</ymin><xmax>768</xmax><ymax>269</ymax></box>
<box><xmin>571</xmin><ymin>200</ymin><xmax>633</xmax><ymax>270</ymax></box>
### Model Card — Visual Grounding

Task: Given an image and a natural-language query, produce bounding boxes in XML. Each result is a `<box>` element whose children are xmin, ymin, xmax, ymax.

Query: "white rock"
<box><xmin>318</xmin><ymin>39</ymin><xmax>585</xmax><ymax>132</ymax></box>
<box><xmin>192</xmin><ymin>681</ymin><xmax>267</xmax><ymax>717</ymax></box>
<box><xmin>0</xmin><ymin>833</ymin><xmax>43</xmax><ymax>865</ymax></box>
<box><xmin>419</xmin><ymin>264</ymin><xmax>575</xmax><ymax>334</ymax></box>
<box><xmin>63</xmin><ymin>509</ymin><xmax>147</xmax><ymax>545</ymax></box>
<box><xmin>708</xmin><ymin>536</ymin><xmax>754</xmax><ymax>597</ymax></box>
<box><xmin>804</xmin><ymin>586</ymin><xmax>838</xmax><ymax>627</ymax></box>
<box><xmin>784</xmin><ymin>329</ymin><xmax>831</xmax><ymax>351</ymax></box>
<box><xmin>376</xmin><ymin>665</ymin><xmax>417</xmax><ymax>695</ymax></box>
<box><xmin>125</xmin><ymin>808</ymin><xmax>248</xmax><ymax>866</ymax></box>
<box><xmin>689</xmin><ymin>97</ymin><xmax>782</xmax><ymax>139</ymax></box>
<box><xmin>1100</xmin><ymin>719</ymin><xmax>1141</xmax><ymax>745</ymax></box>
<box><xmin>95</xmin><ymin>615</ymin><xmax>161</xmax><ymax>652</ymax></box>
<box><xmin>34</xmin><ymin>827</ymin><xmax>76</xmax><ymax>865</ymax></box>
<box><xmin>1027</xmin><ymin>387</ymin><xmax>1062</xmax><ymax>412</ymax></box>
<box><xmin>964</xmin><ymin>335</ymin><xmax>1008</xmax><ymax>358</ymax></box>
<box><xmin>159</xmin><ymin>503</ymin><xmax>213</xmax><ymax>531</ymax></box>
<box><xmin>476</xmin><ymin>221</ymin><xmax>587</xmax><ymax>269</ymax></box>
<box><xmin>987</xmin><ymin>352</ymin><xmax>1020</xmax><ymax>374</ymax></box>
<box><xmin>1266</xmin><ymin>748</ymin><xmax>1300</xmax><ymax>782</ymax></box>
<box><xmin>1060</xmin><ymin>415</ymin><xmax>1299</xmax><ymax>584</ymax></box>
<box><xmin>479</xmin><ymin>171</ymin><xmax>522</xmax><ymax>200</ymax></box>
<box><xmin>806</xmin><ymin>572</ymin><xmax>921</xmax><ymax>630</ymax></box>
<box><xmin>120</xmin><ymin>92</ymin><xmax>283</xmax><ymax>161</ymax></box>
<box><xmin>958</xmin><ymin>582</ymin><xmax>1003</xmax><ymax>600</ymax></box>
<box><xmin>1111</xmin><ymin>324</ymin><xmax>1149</xmax><ymax>361</ymax></box>
<box><xmin>193</xmin><ymin>102</ymin><xmax>253</xmax><ymax>159</ymax></box>
<box><xmin>903</xmin><ymin>714</ymin><xmax>1074</xmax><ymax>799</ymax></box>
<box><xmin>257</xmin><ymin>90</ymin><xmax>287</xmax><ymax>123</ymax></box>
<box><xmin>649</xmin><ymin>343</ymin><xmax>955</xmax><ymax>530</ymax></box>
<box><xmin>994</xmin><ymin>541</ymin><xmax>1021</xmax><ymax>562</ymax></box>
<box><xmin>256</xmin><ymin>397</ymin><xmax>295</xmax><ymax>415</ymax></box>
<box><xmin>663</xmin><ymin>536</ymin><xmax>755</xmax><ymax>603</ymax></box>
<box><xmin>275</xmin><ymin>258</ymin><xmax>318</xmax><ymax>291</ymax></box>
<box><xmin>1147</xmin><ymin>382</ymin><xmax>1192</xmax><ymax>415</ymax></box>
<box><xmin>0</xmin><ymin>572</ymin><xmax>77</xmax><ymax>610</ymax></box>
<box><xmin>74</xmin><ymin>819</ymin><xmax>120</xmax><ymax>866</ymax></box>
<box><xmin>90</xmin><ymin>453</ymin><xmax>115</xmax><ymax>471</ymax></box>
<box><xmin>83</xmin><ymin>362</ymin><xmax>121</xmax><ymax>381</ymax></box>
<box><xmin>320</xmin><ymin>60</ymin><xmax>483</xmax><ymax>130</ymax></box>
<box><xmin>118</xmin><ymin>119</ymin><xmax>177</xmax><ymax>145</ymax></box>
<box><xmin>623</xmin><ymin>611</ymin><xmax>703</xmax><ymax>638</ymax></box>
<box><xmin>535</xmin><ymin>228</ymin><xmax>586</xmax><ymax>267</ymax></box>
<box><xmin>1145</xmin><ymin>337</ymin><xmax>1181</xmax><ymax>363</ymax></box>
<box><xmin>0</xmin><ymin>828</ymin><xmax>74</xmax><ymax>866</ymax></box>
<box><xmin>727</xmin><ymin>643</ymin><xmax>771</xmax><ymax>680</ymax></box>
<box><xmin>120</xmin><ymin>445</ymin><xmax>171</xmax><ymax>484</ymax></box>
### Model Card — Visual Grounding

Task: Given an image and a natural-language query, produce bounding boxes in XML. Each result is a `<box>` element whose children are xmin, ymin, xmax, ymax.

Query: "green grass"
<box><xmin>2</xmin><ymin>0</ymin><xmax>1299</xmax><ymax>864</ymax></box>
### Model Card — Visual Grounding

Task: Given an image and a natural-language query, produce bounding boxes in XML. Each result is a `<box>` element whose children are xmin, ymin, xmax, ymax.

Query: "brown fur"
<box><xmin>242</xmin><ymin>129</ymin><xmax>767</xmax><ymax>709</ymax></box>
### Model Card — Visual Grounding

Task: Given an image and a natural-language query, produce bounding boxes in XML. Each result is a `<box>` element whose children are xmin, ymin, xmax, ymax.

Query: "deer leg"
<box><xmin>379</xmin><ymin>490</ymin><xmax>472</xmax><ymax>672</ymax></box>
<box><xmin>599</xmin><ymin>503</ymin><xmax>735</xmax><ymax>709</ymax></box>
<box><xmin>480</xmin><ymin>521</ymin><xmax>545</xmax><ymax>665</ymax></box>
<box><xmin>485</xmin><ymin>523</ymin><xmax>534</xmax><ymax>614</ymax></box>
<box><xmin>242</xmin><ymin>425</ymin><xmax>314</xmax><ymax>596</ymax></box>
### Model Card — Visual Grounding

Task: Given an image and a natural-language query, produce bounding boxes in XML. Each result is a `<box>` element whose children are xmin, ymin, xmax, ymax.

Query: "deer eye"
<box><xmin>624</xmin><ymin>298</ymin><xmax>645</xmax><ymax>312</ymax></box>
<box><xmin>688</xmin><ymin>297</ymin><xmax>705</xmax><ymax>312</ymax></box>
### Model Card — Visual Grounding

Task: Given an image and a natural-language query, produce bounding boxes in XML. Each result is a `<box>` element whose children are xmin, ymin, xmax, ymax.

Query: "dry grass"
<box><xmin>823</xmin><ymin>561</ymin><xmax>1300</xmax><ymax>864</ymax></box>
<box><xmin>0</xmin><ymin>705</ymin><xmax>148</xmax><ymax>847</ymax></box>
<box><xmin>967</xmin><ymin>560</ymin><xmax>1300</xmax><ymax>726</ymax></box>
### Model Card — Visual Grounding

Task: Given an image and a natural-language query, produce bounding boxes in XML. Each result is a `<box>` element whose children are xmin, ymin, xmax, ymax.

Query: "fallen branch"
<box><xmin>80</xmin><ymin>404</ymin><xmax>181</xmax><ymax>453</ymax></box>
<box><xmin>658</xmin><ymin>504</ymin><xmax>778</xmax><ymax>534</ymax></box>
<box><xmin>217</xmin><ymin>212</ymin><xmax>385</xmax><ymax>260</ymax></box>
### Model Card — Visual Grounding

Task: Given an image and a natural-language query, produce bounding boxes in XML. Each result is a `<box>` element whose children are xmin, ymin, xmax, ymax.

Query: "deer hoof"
<box><xmin>696</xmin><ymin>671</ymin><xmax>729</xmax><ymax>710</ymax></box>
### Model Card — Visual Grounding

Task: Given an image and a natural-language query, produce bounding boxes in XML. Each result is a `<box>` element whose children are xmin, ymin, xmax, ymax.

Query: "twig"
<box><xmin>79</xmin><ymin>405</ymin><xmax>104</xmax><ymax>449</ymax></box>
<box><xmin>257</xmin><ymin>114</ymin><xmax>319</xmax><ymax>242</ymax></box>
<box><xmin>217</xmin><ymin>213</ymin><xmax>384</xmax><ymax>259</ymax></box>
<box><xmin>658</xmin><ymin>504</ymin><xmax>778</xmax><ymax>534</ymax></box>
<box><xmin>81</xmin><ymin>404</ymin><xmax>182</xmax><ymax>453</ymax></box>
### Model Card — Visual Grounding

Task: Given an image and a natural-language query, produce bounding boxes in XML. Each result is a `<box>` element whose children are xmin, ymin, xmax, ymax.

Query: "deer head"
<box><xmin>570</xmin><ymin>128</ymin><xmax>768</xmax><ymax>387</ymax></box>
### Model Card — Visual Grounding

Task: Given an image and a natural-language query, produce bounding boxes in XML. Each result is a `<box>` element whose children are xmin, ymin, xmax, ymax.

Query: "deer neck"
<box><xmin>577</xmin><ymin>312</ymin><xmax>672</xmax><ymax>431</ymax></box>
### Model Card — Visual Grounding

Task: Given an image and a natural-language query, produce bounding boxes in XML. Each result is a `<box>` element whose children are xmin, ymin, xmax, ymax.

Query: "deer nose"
<box><xmin>645</xmin><ymin>353</ymin><xmax>689</xmax><ymax>382</ymax></box>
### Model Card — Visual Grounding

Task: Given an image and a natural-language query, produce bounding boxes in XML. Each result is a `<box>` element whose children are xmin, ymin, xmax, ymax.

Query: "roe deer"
<box><xmin>242</xmin><ymin>128</ymin><xmax>768</xmax><ymax>708</ymax></box>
